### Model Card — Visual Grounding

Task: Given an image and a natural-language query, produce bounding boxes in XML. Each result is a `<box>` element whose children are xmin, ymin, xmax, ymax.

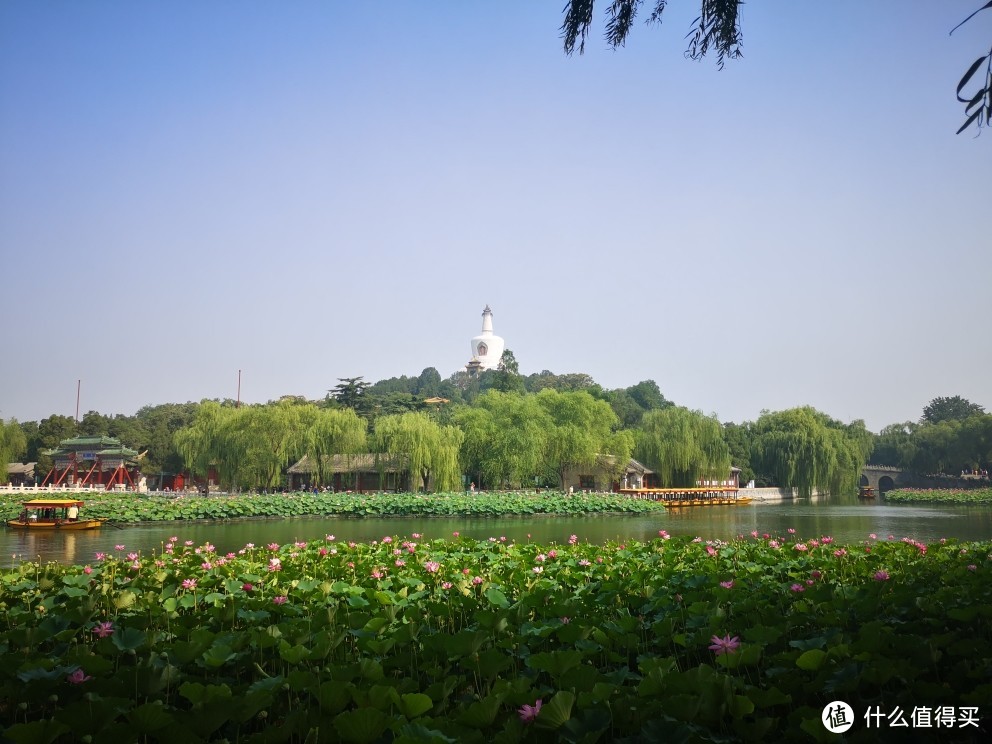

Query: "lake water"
<box><xmin>4</xmin><ymin>493</ymin><xmax>991</xmax><ymax>566</ymax></box>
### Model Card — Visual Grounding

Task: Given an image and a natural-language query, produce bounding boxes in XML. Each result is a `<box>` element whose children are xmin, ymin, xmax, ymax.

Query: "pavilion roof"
<box><xmin>287</xmin><ymin>454</ymin><xmax>409</xmax><ymax>474</ymax></box>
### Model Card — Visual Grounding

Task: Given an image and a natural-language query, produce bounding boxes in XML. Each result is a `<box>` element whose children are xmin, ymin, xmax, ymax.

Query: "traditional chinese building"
<box><xmin>41</xmin><ymin>436</ymin><xmax>141</xmax><ymax>490</ymax></box>
<box><xmin>286</xmin><ymin>454</ymin><xmax>410</xmax><ymax>492</ymax></box>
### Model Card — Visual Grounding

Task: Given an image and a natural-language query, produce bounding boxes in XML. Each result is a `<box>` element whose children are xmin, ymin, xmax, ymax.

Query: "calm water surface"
<box><xmin>4</xmin><ymin>493</ymin><xmax>991</xmax><ymax>566</ymax></box>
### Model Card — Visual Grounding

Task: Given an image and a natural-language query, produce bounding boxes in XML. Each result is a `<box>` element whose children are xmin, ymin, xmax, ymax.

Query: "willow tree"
<box><xmin>455</xmin><ymin>391</ymin><xmax>549</xmax><ymax>489</ymax></box>
<box><xmin>174</xmin><ymin>401</ymin><xmax>310</xmax><ymax>490</ymax></box>
<box><xmin>233</xmin><ymin>402</ymin><xmax>308</xmax><ymax>488</ymax></box>
<box><xmin>373</xmin><ymin>412</ymin><xmax>463</xmax><ymax>492</ymax></box>
<box><xmin>751</xmin><ymin>407</ymin><xmax>873</xmax><ymax>498</ymax></box>
<box><xmin>637</xmin><ymin>407</ymin><xmax>730</xmax><ymax>487</ymax></box>
<box><xmin>535</xmin><ymin>389</ymin><xmax>633</xmax><ymax>489</ymax></box>
<box><xmin>1</xmin><ymin>419</ymin><xmax>28</xmax><ymax>483</ymax></box>
<box><xmin>174</xmin><ymin>401</ymin><xmax>234</xmax><ymax>487</ymax></box>
<box><xmin>299</xmin><ymin>405</ymin><xmax>368</xmax><ymax>485</ymax></box>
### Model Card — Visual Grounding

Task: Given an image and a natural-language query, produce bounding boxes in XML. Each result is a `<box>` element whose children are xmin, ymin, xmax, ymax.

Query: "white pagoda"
<box><xmin>466</xmin><ymin>305</ymin><xmax>505</xmax><ymax>374</ymax></box>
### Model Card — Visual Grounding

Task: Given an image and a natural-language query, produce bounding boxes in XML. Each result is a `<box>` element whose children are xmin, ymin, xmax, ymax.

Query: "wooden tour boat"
<box><xmin>618</xmin><ymin>486</ymin><xmax>753</xmax><ymax>508</ymax></box>
<box><xmin>6</xmin><ymin>499</ymin><xmax>105</xmax><ymax>530</ymax></box>
<box><xmin>858</xmin><ymin>486</ymin><xmax>876</xmax><ymax>500</ymax></box>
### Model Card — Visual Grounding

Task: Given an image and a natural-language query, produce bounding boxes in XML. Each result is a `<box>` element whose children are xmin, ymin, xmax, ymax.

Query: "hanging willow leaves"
<box><xmin>0</xmin><ymin>419</ymin><xmax>28</xmax><ymax>483</ymax></box>
<box><xmin>299</xmin><ymin>406</ymin><xmax>368</xmax><ymax>486</ymax></box>
<box><xmin>751</xmin><ymin>407</ymin><xmax>873</xmax><ymax>498</ymax></box>
<box><xmin>174</xmin><ymin>401</ymin><xmax>312</xmax><ymax>490</ymax></box>
<box><xmin>456</xmin><ymin>392</ymin><xmax>549</xmax><ymax>489</ymax></box>
<box><xmin>636</xmin><ymin>407</ymin><xmax>730</xmax><ymax>487</ymax></box>
<box><xmin>373</xmin><ymin>412</ymin><xmax>464</xmax><ymax>493</ymax></box>
<box><xmin>536</xmin><ymin>389</ymin><xmax>633</xmax><ymax>489</ymax></box>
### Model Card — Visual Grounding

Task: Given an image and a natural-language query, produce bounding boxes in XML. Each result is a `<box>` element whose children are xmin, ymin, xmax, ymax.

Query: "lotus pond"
<box><xmin>0</xmin><ymin>492</ymin><xmax>670</xmax><ymax>525</ymax></box>
<box><xmin>1</xmin><ymin>531</ymin><xmax>990</xmax><ymax>743</ymax></box>
<box><xmin>885</xmin><ymin>488</ymin><xmax>992</xmax><ymax>505</ymax></box>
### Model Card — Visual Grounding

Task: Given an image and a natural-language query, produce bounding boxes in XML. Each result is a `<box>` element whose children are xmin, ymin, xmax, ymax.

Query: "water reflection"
<box><xmin>4</xmin><ymin>494</ymin><xmax>991</xmax><ymax>566</ymax></box>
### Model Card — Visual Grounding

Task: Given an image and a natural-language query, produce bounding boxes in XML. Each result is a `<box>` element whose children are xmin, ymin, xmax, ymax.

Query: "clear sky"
<box><xmin>1</xmin><ymin>1</ymin><xmax>989</xmax><ymax>433</ymax></box>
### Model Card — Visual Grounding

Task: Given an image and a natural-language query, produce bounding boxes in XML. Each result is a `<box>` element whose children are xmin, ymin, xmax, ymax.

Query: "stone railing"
<box><xmin>0</xmin><ymin>483</ymin><xmax>141</xmax><ymax>493</ymax></box>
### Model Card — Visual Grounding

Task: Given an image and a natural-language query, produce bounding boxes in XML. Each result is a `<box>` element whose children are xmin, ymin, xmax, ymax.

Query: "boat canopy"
<box><xmin>21</xmin><ymin>499</ymin><xmax>85</xmax><ymax>508</ymax></box>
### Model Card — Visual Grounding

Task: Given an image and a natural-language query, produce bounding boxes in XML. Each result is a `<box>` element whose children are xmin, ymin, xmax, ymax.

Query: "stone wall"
<box><xmin>743</xmin><ymin>487</ymin><xmax>823</xmax><ymax>502</ymax></box>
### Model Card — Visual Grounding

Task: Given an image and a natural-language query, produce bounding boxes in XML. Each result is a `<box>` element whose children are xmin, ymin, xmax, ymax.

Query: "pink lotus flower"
<box><xmin>424</xmin><ymin>561</ymin><xmax>441</xmax><ymax>573</ymax></box>
<box><xmin>787</xmin><ymin>529</ymin><xmax>795</xmax><ymax>535</ymax></box>
<box><xmin>273</xmin><ymin>596</ymin><xmax>288</xmax><ymax>605</ymax></box>
<box><xmin>579</xmin><ymin>559</ymin><xmax>591</xmax><ymax>567</ymax></box>
<box><xmin>127</xmin><ymin>552</ymin><xmax>138</xmax><ymax>561</ymax></box>
<box><xmin>95</xmin><ymin>552</ymin><xmax>106</xmax><ymax>561</ymax></box>
<box><xmin>242</xmin><ymin>583</ymin><xmax>254</xmax><ymax>592</ymax></box>
<box><xmin>184</xmin><ymin>540</ymin><xmax>193</xmax><ymax>546</ymax></box>
<box><xmin>548</xmin><ymin>550</ymin><xmax>558</xmax><ymax>559</ymax></box>
<box><xmin>968</xmin><ymin>564</ymin><xmax>977</xmax><ymax>571</ymax></box>
<box><xmin>114</xmin><ymin>545</ymin><xmax>125</xmax><ymax>551</ymax></box>
<box><xmin>874</xmin><ymin>570</ymin><xmax>890</xmax><ymax>581</ymax></box>
<box><xmin>833</xmin><ymin>548</ymin><xmax>847</xmax><ymax>557</ymax></box>
<box><xmin>569</xmin><ymin>534</ymin><xmax>578</xmax><ymax>545</ymax></box>
<box><xmin>708</xmin><ymin>634</ymin><xmax>741</xmax><ymax>656</ymax></box>
<box><xmin>794</xmin><ymin>544</ymin><xmax>808</xmax><ymax>552</ymax></box>
<box><xmin>412</xmin><ymin>533</ymin><xmax>422</xmax><ymax>539</ymax></box>
<box><xmin>182</xmin><ymin>578</ymin><xmax>197</xmax><ymax>590</ymax></box>
<box><xmin>719</xmin><ymin>580</ymin><xmax>734</xmax><ymax>589</ymax></box>
<box><xmin>441</xmin><ymin>581</ymin><xmax>453</xmax><ymax>589</ymax></box>
<box><xmin>790</xmin><ymin>583</ymin><xmax>805</xmax><ymax>593</ymax></box>
<box><xmin>472</xmin><ymin>576</ymin><xmax>483</xmax><ymax>585</ymax></box>
<box><xmin>67</xmin><ymin>668</ymin><xmax>93</xmax><ymax>684</ymax></box>
<box><xmin>452</xmin><ymin>532</ymin><xmax>459</xmax><ymax>538</ymax></box>
<box><xmin>83</xmin><ymin>566</ymin><xmax>92</xmax><ymax>575</ymax></box>
<box><xmin>267</xmin><ymin>543</ymin><xmax>279</xmax><ymax>551</ymax></box>
<box><xmin>768</xmin><ymin>540</ymin><xmax>781</xmax><ymax>549</ymax></box>
<box><xmin>326</xmin><ymin>534</ymin><xmax>336</xmax><ymax>541</ymax></box>
<box><xmin>518</xmin><ymin>699</ymin><xmax>543</xmax><ymax>723</ymax></box>
<box><xmin>750</xmin><ymin>530</ymin><xmax>759</xmax><ymax>538</ymax></box>
<box><xmin>92</xmin><ymin>621</ymin><xmax>114</xmax><ymax>638</ymax></box>
<box><xmin>532</xmin><ymin>566</ymin><xmax>543</xmax><ymax>574</ymax></box>
<box><xmin>869</xmin><ymin>533</ymin><xmax>877</xmax><ymax>540</ymax></box>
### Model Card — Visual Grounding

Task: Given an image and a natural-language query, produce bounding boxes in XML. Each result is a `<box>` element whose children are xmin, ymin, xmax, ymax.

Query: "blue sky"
<box><xmin>1</xmin><ymin>1</ymin><xmax>989</xmax><ymax>433</ymax></box>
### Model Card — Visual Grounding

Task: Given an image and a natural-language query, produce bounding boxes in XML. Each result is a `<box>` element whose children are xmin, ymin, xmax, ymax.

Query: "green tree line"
<box><xmin>4</xmin><ymin>364</ymin><xmax>988</xmax><ymax>494</ymax></box>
